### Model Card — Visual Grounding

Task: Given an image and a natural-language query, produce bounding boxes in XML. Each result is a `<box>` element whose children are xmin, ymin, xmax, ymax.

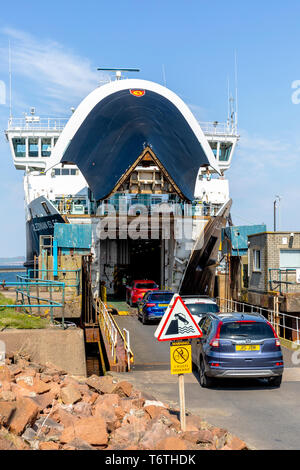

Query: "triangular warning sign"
<box><xmin>154</xmin><ymin>294</ymin><xmax>203</xmax><ymax>342</ymax></box>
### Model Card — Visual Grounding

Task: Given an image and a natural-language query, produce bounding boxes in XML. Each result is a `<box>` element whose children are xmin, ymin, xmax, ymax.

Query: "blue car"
<box><xmin>193</xmin><ymin>312</ymin><xmax>284</xmax><ymax>388</ymax></box>
<box><xmin>138</xmin><ymin>291</ymin><xmax>175</xmax><ymax>324</ymax></box>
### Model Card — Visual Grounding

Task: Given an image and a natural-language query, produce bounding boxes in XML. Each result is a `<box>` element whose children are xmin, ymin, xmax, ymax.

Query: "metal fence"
<box><xmin>216</xmin><ymin>297</ymin><xmax>300</xmax><ymax>344</ymax></box>
<box><xmin>268</xmin><ymin>268</ymin><xmax>300</xmax><ymax>294</ymax></box>
<box><xmin>28</xmin><ymin>268</ymin><xmax>81</xmax><ymax>295</ymax></box>
<box><xmin>0</xmin><ymin>274</ymin><xmax>66</xmax><ymax>327</ymax></box>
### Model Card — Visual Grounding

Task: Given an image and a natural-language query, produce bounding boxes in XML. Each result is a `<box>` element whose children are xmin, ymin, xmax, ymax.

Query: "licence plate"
<box><xmin>236</xmin><ymin>345</ymin><xmax>260</xmax><ymax>351</ymax></box>
<box><xmin>158</xmin><ymin>304</ymin><xmax>168</xmax><ymax>307</ymax></box>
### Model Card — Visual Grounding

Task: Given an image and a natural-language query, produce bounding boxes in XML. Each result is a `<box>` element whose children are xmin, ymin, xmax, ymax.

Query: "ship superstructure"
<box><xmin>5</xmin><ymin>77</ymin><xmax>239</xmax><ymax>294</ymax></box>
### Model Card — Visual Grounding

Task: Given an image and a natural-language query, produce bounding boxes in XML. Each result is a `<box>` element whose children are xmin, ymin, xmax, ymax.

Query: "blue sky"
<box><xmin>0</xmin><ymin>0</ymin><xmax>300</xmax><ymax>256</ymax></box>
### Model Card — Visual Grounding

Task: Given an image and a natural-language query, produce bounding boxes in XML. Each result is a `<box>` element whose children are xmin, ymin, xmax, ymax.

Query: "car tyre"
<box><xmin>199</xmin><ymin>358</ymin><xmax>214</xmax><ymax>388</ymax></box>
<box><xmin>142</xmin><ymin>312</ymin><xmax>148</xmax><ymax>325</ymax></box>
<box><xmin>268</xmin><ymin>375</ymin><xmax>282</xmax><ymax>387</ymax></box>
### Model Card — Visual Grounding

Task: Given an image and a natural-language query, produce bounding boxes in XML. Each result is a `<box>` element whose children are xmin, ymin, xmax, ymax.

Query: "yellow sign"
<box><xmin>170</xmin><ymin>341</ymin><xmax>192</xmax><ymax>375</ymax></box>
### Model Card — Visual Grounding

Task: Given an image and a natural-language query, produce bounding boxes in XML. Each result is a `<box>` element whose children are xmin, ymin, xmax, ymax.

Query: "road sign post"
<box><xmin>178</xmin><ymin>373</ymin><xmax>186</xmax><ymax>431</ymax></box>
<box><xmin>170</xmin><ymin>339</ymin><xmax>192</xmax><ymax>431</ymax></box>
<box><xmin>155</xmin><ymin>294</ymin><xmax>203</xmax><ymax>432</ymax></box>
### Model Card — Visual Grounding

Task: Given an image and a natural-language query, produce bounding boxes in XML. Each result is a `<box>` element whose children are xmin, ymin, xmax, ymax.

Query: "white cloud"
<box><xmin>228</xmin><ymin>130</ymin><xmax>300</xmax><ymax>230</ymax></box>
<box><xmin>0</xmin><ymin>27</ymin><xmax>109</xmax><ymax>114</ymax></box>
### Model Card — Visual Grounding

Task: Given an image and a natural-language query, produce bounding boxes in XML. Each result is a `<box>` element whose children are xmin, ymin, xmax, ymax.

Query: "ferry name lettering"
<box><xmin>32</xmin><ymin>219</ymin><xmax>55</xmax><ymax>231</ymax></box>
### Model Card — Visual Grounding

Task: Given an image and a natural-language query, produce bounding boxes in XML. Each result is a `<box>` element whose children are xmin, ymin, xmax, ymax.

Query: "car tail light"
<box><xmin>211</xmin><ymin>363</ymin><xmax>220</xmax><ymax>367</ymax></box>
<box><xmin>267</xmin><ymin>321</ymin><xmax>281</xmax><ymax>346</ymax></box>
<box><xmin>146</xmin><ymin>303</ymin><xmax>156</xmax><ymax>307</ymax></box>
<box><xmin>209</xmin><ymin>321</ymin><xmax>223</xmax><ymax>348</ymax></box>
<box><xmin>276</xmin><ymin>362</ymin><xmax>283</xmax><ymax>366</ymax></box>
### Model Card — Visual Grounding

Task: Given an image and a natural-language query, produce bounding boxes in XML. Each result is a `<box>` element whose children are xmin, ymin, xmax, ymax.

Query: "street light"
<box><xmin>273</xmin><ymin>195</ymin><xmax>281</xmax><ymax>232</ymax></box>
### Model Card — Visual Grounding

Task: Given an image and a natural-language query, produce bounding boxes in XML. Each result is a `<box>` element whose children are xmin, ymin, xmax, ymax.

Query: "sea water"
<box><xmin>0</xmin><ymin>266</ymin><xmax>26</xmax><ymax>283</ymax></box>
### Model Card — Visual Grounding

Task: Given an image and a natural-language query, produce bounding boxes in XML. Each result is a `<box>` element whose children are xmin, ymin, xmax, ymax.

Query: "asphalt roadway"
<box><xmin>114</xmin><ymin>313</ymin><xmax>300</xmax><ymax>450</ymax></box>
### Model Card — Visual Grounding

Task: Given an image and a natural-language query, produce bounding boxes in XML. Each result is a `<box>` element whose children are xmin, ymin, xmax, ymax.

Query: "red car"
<box><xmin>126</xmin><ymin>280</ymin><xmax>159</xmax><ymax>306</ymax></box>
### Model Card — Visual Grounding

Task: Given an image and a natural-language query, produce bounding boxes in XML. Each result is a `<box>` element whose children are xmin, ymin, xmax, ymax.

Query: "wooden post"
<box><xmin>178</xmin><ymin>373</ymin><xmax>186</xmax><ymax>431</ymax></box>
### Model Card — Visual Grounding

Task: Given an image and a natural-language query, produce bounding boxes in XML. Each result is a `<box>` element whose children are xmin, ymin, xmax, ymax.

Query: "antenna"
<box><xmin>234</xmin><ymin>50</ymin><xmax>238</xmax><ymax>131</ymax></box>
<box><xmin>227</xmin><ymin>76</ymin><xmax>230</xmax><ymax>127</ymax></box>
<box><xmin>8</xmin><ymin>40</ymin><xmax>12</xmax><ymax>119</ymax></box>
<box><xmin>97</xmin><ymin>67</ymin><xmax>140</xmax><ymax>81</ymax></box>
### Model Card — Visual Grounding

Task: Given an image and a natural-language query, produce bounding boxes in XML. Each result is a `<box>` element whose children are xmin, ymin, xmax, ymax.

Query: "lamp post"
<box><xmin>273</xmin><ymin>195</ymin><xmax>281</xmax><ymax>232</ymax></box>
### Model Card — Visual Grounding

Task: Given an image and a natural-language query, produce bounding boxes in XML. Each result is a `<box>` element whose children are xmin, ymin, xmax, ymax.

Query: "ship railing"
<box><xmin>0</xmin><ymin>274</ymin><xmax>66</xmax><ymax>328</ymax></box>
<box><xmin>7</xmin><ymin>117</ymin><xmax>68</xmax><ymax>131</ymax></box>
<box><xmin>199</xmin><ymin>121</ymin><xmax>238</xmax><ymax>136</ymax></box>
<box><xmin>216</xmin><ymin>297</ymin><xmax>300</xmax><ymax>345</ymax></box>
<box><xmin>7</xmin><ymin>117</ymin><xmax>238</xmax><ymax>136</ymax></box>
<box><xmin>97</xmin><ymin>198</ymin><xmax>222</xmax><ymax>217</ymax></box>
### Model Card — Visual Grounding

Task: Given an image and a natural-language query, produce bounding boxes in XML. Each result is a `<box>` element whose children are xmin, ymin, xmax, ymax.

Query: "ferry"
<box><xmin>5</xmin><ymin>71</ymin><xmax>239</xmax><ymax>296</ymax></box>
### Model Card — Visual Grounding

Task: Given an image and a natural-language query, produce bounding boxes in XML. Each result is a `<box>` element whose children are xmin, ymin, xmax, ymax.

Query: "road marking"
<box><xmin>117</xmin><ymin>311</ymin><xmax>129</xmax><ymax>315</ymax></box>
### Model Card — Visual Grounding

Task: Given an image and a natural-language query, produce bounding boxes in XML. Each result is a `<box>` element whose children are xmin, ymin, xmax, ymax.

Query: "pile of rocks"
<box><xmin>0</xmin><ymin>353</ymin><xmax>248</xmax><ymax>450</ymax></box>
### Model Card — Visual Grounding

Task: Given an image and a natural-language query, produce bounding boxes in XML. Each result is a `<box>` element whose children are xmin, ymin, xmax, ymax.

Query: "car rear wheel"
<box><xmin>142</xmin><ymin>312</ymin><xmax>148</xmax><ymax>325</ymax></box>
<box><xmin>268</xmin><ymin>375</ymin><xmax>282</xmax><ymax>387</ymax></box>
<box><xmin>199</xmin><ymin>358</ymin><xmax>214</xmax><ymax>388</ymax></box>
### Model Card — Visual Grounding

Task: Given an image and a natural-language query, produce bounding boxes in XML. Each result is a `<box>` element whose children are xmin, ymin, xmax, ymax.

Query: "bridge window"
<box><xmin>28</xmin><ymin>138</ymin><xmax>39</xmax><ymax>157</ymax></box>
<box><xmin>53</xmin><ymin>168</ymin><xmax>79</xmax><ymax>176</ymax></box>
<box><xmin>12</xmin><ymin>138</ymin><xmax>26</xmax><ymax>158</ymax></box>
<box><xmin>41</xmin><ymin>138</ymin><xmax>51</xmax><ymax>157</ymax></box>
<box><xmin>219</xmin><ymin>143</ymin><xmax>232</xmax><ymax>162</ymax></box>
<box><xmin>209</xmin><ymin>142</ymin><xmax>218</xmax><ymax>158</ymax></box>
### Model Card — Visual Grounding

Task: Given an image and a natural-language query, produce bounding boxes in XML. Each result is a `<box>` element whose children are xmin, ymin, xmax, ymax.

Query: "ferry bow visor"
<box><xmin>61</xmin><ymin>88</ymin><xmax>215</xmax><ymax>201</ymax></box>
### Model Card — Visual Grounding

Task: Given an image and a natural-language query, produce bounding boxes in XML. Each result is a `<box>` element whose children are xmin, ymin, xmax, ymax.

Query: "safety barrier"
<box><xmin>96</xmin><ymin>298</ymin><xmax>118</xmax><ymax>363</ymax></box>
<box><xmin>0</xmin><ymin>274</ymin><xmax>66</xmax><ymax>327</ymax></box>
<box><xmin>216</xmin><ymin>297</ymin><xmax>300</xmax><ymax>344</ymax></box>
<box><xmin>95</xmin><ymin>297</ymin><xmax>134</xmax><ymax>370</ymax></box>
<box><xmin>268</xmin><ymin>268</ymin><xmax>300</xmax><ymax>294</ymax></box>
<box><xmin>28</xmin><ymin>268</ymin><xmax>81</xmax><ymax>295</ymax></box>
<box><xmin>122</xmin><ymin>328</ymin><xmax>132</xmax><ymax>371</ymax></box>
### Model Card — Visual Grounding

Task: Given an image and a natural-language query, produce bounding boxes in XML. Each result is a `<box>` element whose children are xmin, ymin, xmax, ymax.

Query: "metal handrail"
<box><xmin>216</xmin><ymin>297</ymin><xmax>300</xmax><ymax>344</ymax></box>
<box><xmin>0</xmin><ymin>274</ymin><xmax>66</xmax><ymax>327</ymax></box>
<box><xmin>268</xmin><ymin>268</ymin><xmax>299</xmax><ymax>293</ymax></box>
<box><xmin>96</xmin><ymin>298</ymin><xmax>118</xmax><ymax>363</ymax></box>
<box><xmin>28</xmin><ymin>268</ymin><xmax>81</xmax><ymax>295</ymax></box>
<box><xmin>7</xmin><ymin>117</ymin><xmax>68</xmax><ymax>131</ymax></box>
<box><xmin>123</xmin><ymin>328</ymin><xmax>132</xmax><ymax>371</ymax></box>
<box><xmin>199</xmin><ymin>121</ymin><xmax>238</xmax><ymax>136</ymax></box>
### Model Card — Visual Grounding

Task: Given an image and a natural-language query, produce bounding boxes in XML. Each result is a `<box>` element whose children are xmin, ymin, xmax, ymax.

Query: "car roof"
<box><xmin>181</xmin><ymin>295</ymin><xmax>211</xmax><ymax>299</ymax></box>
<box><xmin>208</xmin><ymin>312</ymin><xmax>267</xmax><ymax>322</ymax></box>
<box><xmin>182</xmin><ymin>296</ymin><xmax>217</xmax><ymax>304</ymax></box>
<box><xmin>148</xmin><ymin>291</ymin><xmax>175</xmax><ymax>295</ymax></box>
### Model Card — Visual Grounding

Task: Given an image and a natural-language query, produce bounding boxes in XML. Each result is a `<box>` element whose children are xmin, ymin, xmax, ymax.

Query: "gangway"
<box><xmin>81</xmin><ymin>256</ymin><xmax>134</xmax><ymax>373</ymax></box>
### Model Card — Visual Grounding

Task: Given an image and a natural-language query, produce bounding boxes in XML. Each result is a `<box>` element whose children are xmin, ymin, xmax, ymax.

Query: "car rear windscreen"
<box><xmin>185</xmin><ymin>303</ymin><xmax>219</xmax><ymax>315</ymax></box>
<box><xmin>220</xmin><ymin>321</ymin><xmax>275</xmax><ymax>340</ymax></box>
<box><xmin>135</xmin><ymin>283</ymin><xmax>157</xmax><ymax>289</ymax></box>
<box><xmin>149</xmin><ymin>293</ymin><xmax>174</xmax><ymax>302</ymax></box>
